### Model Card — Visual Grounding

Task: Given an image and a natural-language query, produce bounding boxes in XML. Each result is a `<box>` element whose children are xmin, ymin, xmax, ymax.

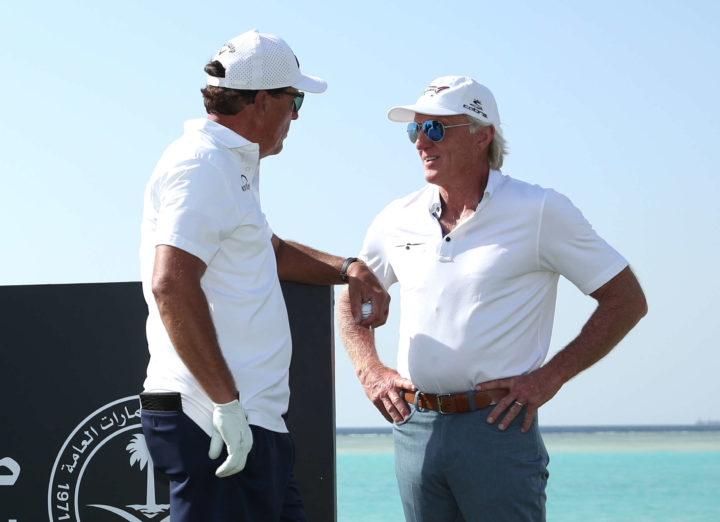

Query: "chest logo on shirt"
<box><xmin>394</xmin><ymin>242</ymin><xmax>426</xmax><ymax>250</ymax></box>
<box><xmin>241</xmin><ymin>175</ymin><xmax>251</xmax><ymax>192</ymax></box>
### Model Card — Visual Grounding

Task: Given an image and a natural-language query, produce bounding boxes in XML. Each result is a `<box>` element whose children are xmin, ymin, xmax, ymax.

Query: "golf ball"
<box><xmin>361</xmin><ymin>302</ymin><xmax>373</xmax><ymax>319</ymax></box>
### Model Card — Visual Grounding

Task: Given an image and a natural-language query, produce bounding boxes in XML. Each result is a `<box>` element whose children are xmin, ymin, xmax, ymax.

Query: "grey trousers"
<box><xmin>393</xmin><ymin>403</ymin><xmax>549</xmax><ymax>522</ymax></box>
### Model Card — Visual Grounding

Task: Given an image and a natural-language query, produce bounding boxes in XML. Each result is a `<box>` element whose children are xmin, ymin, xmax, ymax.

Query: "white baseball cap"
<box><xmin>206</xmin><ymin>30</ymin><xmax>327</xmax><ymax>93</ymax></box>
<box><xmin>387</xmin><ymin>76</ymin><xmax>500</xmax><ymax>132</ymax></box>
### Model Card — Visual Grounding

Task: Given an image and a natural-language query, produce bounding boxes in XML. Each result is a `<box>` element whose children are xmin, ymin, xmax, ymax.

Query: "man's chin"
<box><xmin>424</xmin><ymin>169</ymin><xmax>440</xmax><ymax>184</ymax></box>
<box><xmin>262</xmin><ymin>143</ymin><xmax>284</xmax><ymax>159</ymax></box>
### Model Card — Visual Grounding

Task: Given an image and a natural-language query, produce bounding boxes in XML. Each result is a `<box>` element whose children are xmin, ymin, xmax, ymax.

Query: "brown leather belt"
<box><xmin>404</xmin><ymin>390</ymin><xmax>508</xmax><ymax>414</ymax></box>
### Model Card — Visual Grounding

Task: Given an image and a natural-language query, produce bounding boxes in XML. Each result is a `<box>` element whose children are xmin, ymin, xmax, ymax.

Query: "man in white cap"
<box><xmin>139</xmin><ymin>30</ymin><xmax>388</xmax><ymax>521</ymax></box>
<box><xmin>338</xmin><ymin>76</ymin><xmax>647</xmax><ymax>521</ymax></box>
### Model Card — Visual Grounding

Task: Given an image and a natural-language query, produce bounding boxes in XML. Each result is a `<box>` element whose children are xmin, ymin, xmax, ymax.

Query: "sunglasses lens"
<box><xmin>407</xmin><ymin>123</ymin><xmax>420</xmax><ymax>143</ymax></box>
<box><xmin>407</xmin><ymin>121</ymin><xmax>448</xmax><ymax>143</ymax></box>
<box><xmin>423</xmin><ymin>121</ymin><xmax>445</xmax><ymax>142</ymax></box>
<box><xmin>293</xmin><ymin>92</ymin><xmax>304</xmax><ymax>113</ymax></box>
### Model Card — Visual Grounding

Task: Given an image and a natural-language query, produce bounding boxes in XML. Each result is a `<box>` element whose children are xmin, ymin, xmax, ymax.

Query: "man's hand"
<box><xmin>271</xmin><ymin>237</ymin><xmax>390</xmax><ymax>328</ymax></box>
<box><xmin>345</xmin><ymin>261</ymin><xmax>390</xmax><ymax>328</ymax></box>
<box><xmin>209</xmin><ymin>398</ymin><xmax>253</xmax><ymax>477</ymax></box>
<box><xmin>476</xmin><ymin>366</ymin><xmax>562</xmax><ymax>433</ymax></box>
<box><xmin>337</xmin><ymin>286</ymin><xmax>411</xmax><ymax>423</ymax></box>
<box><xmin>359</xmin><ymin>363</ymin><xmax>417</xmax><ymax>423</ymax></box>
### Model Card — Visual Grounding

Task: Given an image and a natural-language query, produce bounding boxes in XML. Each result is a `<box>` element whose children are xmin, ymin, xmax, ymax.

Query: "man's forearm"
<box><xmin>274</xmin><ymin>237</ymin><xmax>345</xmax><ymax>284</ymax></box>
<box><xmin>337</xmin><ymin>287</ymin><xmax>379</xmax><ymax>373</ymax></box>
<box><xmin>477</xmin><ymin>266</ymin><xmax>647</xmax><ymax>432</ymax></box>
<box><xmin>155</xmin><ymin>286</ymin><xmax>237</xmax><ymax>403</ymax></box>
<box><xmin>543</xmin><ymin>266</ymin><xmax>648</xmax><ymax>387</ymax></box>
<box><xmin>274</xmin><ymin>235</ymin><xmax>390</xmax><ymax>327</ymax></box>
<box><xmin>337</xmin><ymin>287</ymin><xmax>416</xmax><ymax>422</ymax></box>
<box><xmin>153</xmin><ymin>246</ymin><xmax>237</xmax><ymax>404</ymax></box>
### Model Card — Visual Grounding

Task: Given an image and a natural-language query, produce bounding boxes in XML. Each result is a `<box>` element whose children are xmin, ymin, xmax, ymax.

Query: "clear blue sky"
<box><xmin>2</xmin><ymin>1</ymin><xmax>718</xmax><ymax>427</ymax></box>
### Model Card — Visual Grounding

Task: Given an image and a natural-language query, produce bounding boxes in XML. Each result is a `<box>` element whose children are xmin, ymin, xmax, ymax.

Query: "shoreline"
<box><xmin>336</xmin><ymin>426</ymin><xmax>720</xmax><ymax>454</ymax></box>
<box><xmin>337</xmin><ymin>424</ymin><xmax>720</xmax><ymax>435</ymax></box>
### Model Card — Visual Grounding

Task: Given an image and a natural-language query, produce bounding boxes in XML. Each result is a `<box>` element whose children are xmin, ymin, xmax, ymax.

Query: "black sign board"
<box><xmin>0</xmin><ymin>282</ymin><xmax>335</xmax><ymax>522</ymax></box>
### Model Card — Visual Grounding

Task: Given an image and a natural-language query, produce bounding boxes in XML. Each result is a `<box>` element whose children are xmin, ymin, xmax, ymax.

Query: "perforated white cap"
<box><xmin>387</xmin><ymin>76</ymin><xmax>501</xmax><ymax>134</ymax></box>
<box><xmin>206</xmin><ymin>30</ymin><xmax>327</xmax><ymax>93</ymax></box>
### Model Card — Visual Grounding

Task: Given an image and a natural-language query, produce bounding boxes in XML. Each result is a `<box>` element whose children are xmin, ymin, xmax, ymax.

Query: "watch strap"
<box><xmin>340</xmin><ymin>257</ymin><xmax>360</xmax><ymax>282</ymax></box>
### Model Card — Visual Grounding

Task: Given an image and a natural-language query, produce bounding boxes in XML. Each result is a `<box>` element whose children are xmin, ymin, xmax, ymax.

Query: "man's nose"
<box><xmin>415</xmin><ymin>130</ymin><xmax>432</xmax><ymax>151</ymax></box>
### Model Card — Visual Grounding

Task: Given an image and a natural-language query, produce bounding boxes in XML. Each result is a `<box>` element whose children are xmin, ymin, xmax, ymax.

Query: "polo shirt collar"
<box><xmin>428</xmin><ymin>169</ymin><xmax>503</xmax><ymax>218</ymax></box>
<box><xmin>184</xmin><ymin>118</ymin><xmax>260</xmax><ymax>153</ymax></box>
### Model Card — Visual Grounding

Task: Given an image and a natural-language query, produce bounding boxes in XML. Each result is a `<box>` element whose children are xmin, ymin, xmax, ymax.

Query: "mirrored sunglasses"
<box><xmin>407</xmin><ymin>120</ymin><xmax>471</xmax><ymax>143</ymax></box>
<box><xmin>275</xmin><ymin>90</ymin><xmax>305</xmax><ymax>113</ymax></box>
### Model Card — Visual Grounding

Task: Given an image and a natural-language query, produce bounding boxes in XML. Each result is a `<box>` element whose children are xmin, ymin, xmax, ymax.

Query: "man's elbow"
<box><xmin>634</xmin><ymin>288</ymin><xmax>648</xmax><ymax>322</ymax></box>
<box><xmin>614</xmin><ymin>267</ymin><xmax>648</xmax><ymax>324</ymax></box>
<box><xmin>151</xmin><ymin>272</ymin><xmax>176</xmax><ymax>305</ymax></box>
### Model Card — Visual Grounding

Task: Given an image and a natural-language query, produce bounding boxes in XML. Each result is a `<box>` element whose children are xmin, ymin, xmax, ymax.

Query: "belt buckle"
<box><xmin>436</xmin><ymin>393</ymin><xmax>454</xmax><ymax>414</ymax></box>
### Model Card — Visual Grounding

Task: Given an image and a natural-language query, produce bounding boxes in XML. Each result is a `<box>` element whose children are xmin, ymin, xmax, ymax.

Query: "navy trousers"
<box><xmin>141</xmin><ymin>409</ymin><xmax>306</xmax><ymax>521</ymax></box>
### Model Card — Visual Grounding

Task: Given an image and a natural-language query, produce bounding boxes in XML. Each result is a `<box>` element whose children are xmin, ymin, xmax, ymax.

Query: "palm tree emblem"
<box><xmin>127</xmin><ymin>434</ymin><xmax>161</xmax><ymax>513</ymax></box>
<box><xmin>88</xmin><ymin>434</ymin><xmax>169</xmax><ymax>520</ymax></box>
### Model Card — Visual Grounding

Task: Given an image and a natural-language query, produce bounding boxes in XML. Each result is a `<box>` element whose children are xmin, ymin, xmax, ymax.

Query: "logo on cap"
<box><xmin>462</xmin><ymin>98</ymin><xmax>488</xmax><ymax>118</ymax></box>
<box><xmin>218</xmin><ymin>42</ymin><xmax>236</xmax><ymax>55</ymax></box>
<box><xmin>424</xmin><ymin>85</ymin><xmax>450</xmax><ymax>96</ymax></box>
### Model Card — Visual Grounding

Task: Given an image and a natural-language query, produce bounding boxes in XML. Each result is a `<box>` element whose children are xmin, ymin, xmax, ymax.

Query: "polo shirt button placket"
<box><xmin>439</xmin><ymin>235</ymin><xmax>454</xmax><ymax>262</ymax></box>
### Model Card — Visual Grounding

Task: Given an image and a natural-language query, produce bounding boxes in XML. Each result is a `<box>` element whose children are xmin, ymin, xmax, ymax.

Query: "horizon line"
<box><xmin>337</xmin><ymin>423</ymin><xmax>720</xmax><ymax>435</ymax></box>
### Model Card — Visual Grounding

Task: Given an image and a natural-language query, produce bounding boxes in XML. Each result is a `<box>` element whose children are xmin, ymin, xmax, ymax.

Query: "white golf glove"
<box><xmin>208</xmin><ymin>397</ymin><xmax>253</xmax><ymax>477</ymax></box>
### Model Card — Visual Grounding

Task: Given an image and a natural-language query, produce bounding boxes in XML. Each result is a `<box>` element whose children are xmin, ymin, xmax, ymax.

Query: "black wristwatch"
<box><xmin>340</xmin><ymin>257</ymin><xmax>360</xmax><ymax>283</ymax></box>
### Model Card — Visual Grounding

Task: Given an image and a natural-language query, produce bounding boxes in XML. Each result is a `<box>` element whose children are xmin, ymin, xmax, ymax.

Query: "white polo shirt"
<box><xmin>359</xmin><ymin>170</ymin><xmax>628</xmax><ymax>393</ymax></box>
<box><xmin>140</xmin><ymin>118</ymin><xmax>292</xmax><ymax>435</ymax></box>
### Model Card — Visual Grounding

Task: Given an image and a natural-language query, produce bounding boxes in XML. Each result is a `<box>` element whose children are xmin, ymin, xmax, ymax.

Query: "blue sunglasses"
<box><xmin>407</xmin><ymin>120</ymin><xmax>471</xmax><ymax>143</ymax></box>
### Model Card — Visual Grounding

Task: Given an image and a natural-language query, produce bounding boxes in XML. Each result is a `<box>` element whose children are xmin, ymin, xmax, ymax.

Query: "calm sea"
<box><xmin>336</xmin><ymin>426</ymin><xmax>720</xmax><ymax>521</ymax></box>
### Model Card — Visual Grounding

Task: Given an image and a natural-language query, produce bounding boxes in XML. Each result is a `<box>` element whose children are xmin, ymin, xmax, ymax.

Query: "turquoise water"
<box><xmin>336</xmin><ymin>429</ymin><xmax>720</xmax><ymax>521</ymax></box>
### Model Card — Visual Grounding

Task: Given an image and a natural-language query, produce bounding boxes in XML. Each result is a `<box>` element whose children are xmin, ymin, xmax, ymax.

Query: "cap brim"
<box><xmin>293</xmin><ymin>74</ymin><xmax>327</xmax><ymax>93</ymax></box>
<box><xmin>387</xmin><ymin>104</ymin><xmax>460</xmax><ymax>122</ymax></box>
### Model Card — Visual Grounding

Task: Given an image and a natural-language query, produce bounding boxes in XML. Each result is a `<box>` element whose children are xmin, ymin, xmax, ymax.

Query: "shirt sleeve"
<box><xmin>358</xmin><ymin>210</ymin><xmax>398</xmax><ymax>290</ymax></box>
<box><xmin>153</xmin><ymin>159</ymin><xmax>238</xmax><ymax>265</ymax></box>
<box><xmin>538</xmin><ymin>190</ymin><xmax>628</xmax><ymax>295</ymax></box>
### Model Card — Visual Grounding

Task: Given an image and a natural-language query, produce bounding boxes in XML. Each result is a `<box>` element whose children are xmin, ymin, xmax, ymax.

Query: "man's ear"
<box><xmin>476</xmin><ymin>125</ymin><xmax>495</xmax><ymax>151</ymax></box>
<box><xmin>253</xmin><ymin>90</ymin><xmax>269</xmax><ymax>114</ymax></box>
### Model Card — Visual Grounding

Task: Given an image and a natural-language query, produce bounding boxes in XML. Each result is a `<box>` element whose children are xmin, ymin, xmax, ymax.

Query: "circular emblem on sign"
<box><xmin>48</xmin><ymin>396</ymin><xmax>169</xmax><ymax>521</ymax></box>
